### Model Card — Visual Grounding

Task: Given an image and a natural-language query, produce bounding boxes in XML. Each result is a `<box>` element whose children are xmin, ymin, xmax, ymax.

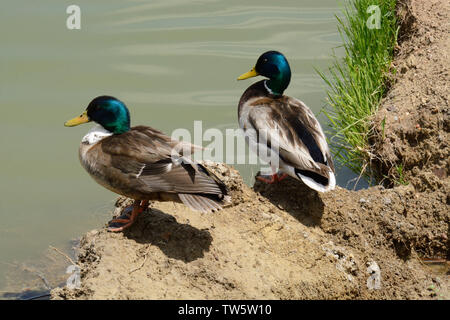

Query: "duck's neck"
<box><xmin>265</xmin><ymin>67</ymin><xmax>291</xmax><ymax>96</ymax></box>
<box><xmin>82</xmin><ymin>125</ymin><xmax>113</xmax><ymax>145</ymax></box>
<box><xmin>265</xmin><ymin>76</ymin><xmax>290</xmax><ymax>96</ymax></box>
<box><xmin>102</xmin><ymin>116</ymin><xmax>130</xmax><ymax>135</ymax></box>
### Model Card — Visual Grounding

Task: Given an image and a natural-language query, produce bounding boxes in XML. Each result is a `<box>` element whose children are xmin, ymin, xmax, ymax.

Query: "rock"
<box><xmin>366</xmin><ymin>261</ymin><xmax>381</xmax><ymax>290</ymax></box>
<box><xmin>387</xmin><ymin>106</ymin><xmax>398</xmax><ymax>112</ymax></box>
<box><xmin>407</xmin><ymin>54</ymin><xmax>416</xmax><ymax>68</ymax></box>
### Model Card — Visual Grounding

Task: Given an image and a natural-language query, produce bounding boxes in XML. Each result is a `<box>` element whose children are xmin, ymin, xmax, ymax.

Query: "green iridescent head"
<box><xmin>65</xmin><ymin>96</ymin><xmax>131</xmax><ymax>134</ymax></box>
<box><xmin>238</xmin><ymin>50</ymin><xmax>291</xmax><ymax>96</ymax></box>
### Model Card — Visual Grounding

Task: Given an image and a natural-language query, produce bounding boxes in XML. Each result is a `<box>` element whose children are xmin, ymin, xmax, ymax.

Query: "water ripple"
<box><xmin>107</xmin><ymin>6</ymin><xmax>338</xmax><ymax>30</ymax></box>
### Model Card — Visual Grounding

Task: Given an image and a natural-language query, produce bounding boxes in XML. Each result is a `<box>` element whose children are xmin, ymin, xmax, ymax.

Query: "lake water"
<box><xmin>0</xmin><ymin>0</ymin><xmax>358</xmax><ymax>296</ymax></box>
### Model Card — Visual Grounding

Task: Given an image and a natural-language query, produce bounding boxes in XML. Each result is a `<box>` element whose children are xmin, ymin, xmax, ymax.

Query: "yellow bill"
<box><xmin>64</xmin><ymin>111</ymin><xmax>90</xmax><ymax>127</ymax></box>
<box><xmin>237</xmin><ymin>67</ymin><xmax>259</xmax><ymax>80</ymax></box>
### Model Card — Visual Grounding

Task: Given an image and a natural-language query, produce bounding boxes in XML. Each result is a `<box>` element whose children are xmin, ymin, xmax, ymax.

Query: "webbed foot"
<box><xmin>255</xmin><ymin>171</ymin><xmax>288</xmax><ymax>184</ymax></box>
<box><xmin>108</xmin><ymin>200</ymin><xmax>149</xmax><ymax>232</ymax></box>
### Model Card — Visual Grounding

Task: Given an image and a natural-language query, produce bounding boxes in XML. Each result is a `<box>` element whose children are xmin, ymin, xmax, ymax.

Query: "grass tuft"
<box><xmin>318</xmin><ymin>0</ymin><xmax>398</xmax><ymax>186</ymax></box>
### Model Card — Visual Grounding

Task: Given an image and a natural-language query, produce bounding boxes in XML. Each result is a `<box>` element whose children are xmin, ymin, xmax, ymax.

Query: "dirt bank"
<box><xmin>51</xmin><ymin>165</ymin><xmax>448</xmax><ymax>299</ymax></box>
<box><xmin>372</xmin><ymin>0</ymin><xmax>449</xmax><ymax>193</ymax></box>
<box><xmin>51</xmin><ymin>0</ymin><xmax>449</xmax><ymax>300</ymax></box>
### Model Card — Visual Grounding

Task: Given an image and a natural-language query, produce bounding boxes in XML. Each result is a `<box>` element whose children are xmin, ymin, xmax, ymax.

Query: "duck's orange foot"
<box><xmin>108</xmin><ymin>200</ymin><xmax>149</xmax><ymax>232</ymax></box>
<box><xmin>256</xmin><ymin>172</ymin><xmax>288</xmax><ymax>184</ymax></box>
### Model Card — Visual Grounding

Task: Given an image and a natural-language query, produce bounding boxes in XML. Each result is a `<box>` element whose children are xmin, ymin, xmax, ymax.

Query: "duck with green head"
<box><xmin>65</xmin><ymin>96</ymin><xmax>229</xmax><ymax>231</ymax></box>
<box><xmin>237</xmin><ymin>51</ymin><xmax>335</xmax><ymax>192</ymax></box>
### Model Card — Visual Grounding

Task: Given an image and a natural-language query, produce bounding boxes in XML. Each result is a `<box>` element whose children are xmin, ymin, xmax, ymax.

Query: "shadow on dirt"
<box><xmin>122</xmin><ymin>208</ymin><xmax>213</xmax><ymax>263</ymax></box>
<box><xmin>253</xmin><ymin>176</ymin><xmax>325</xmax><ymax>227</ymax></box>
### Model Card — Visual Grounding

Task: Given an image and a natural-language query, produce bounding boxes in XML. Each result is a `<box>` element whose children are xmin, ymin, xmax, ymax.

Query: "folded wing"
<box><xmin>97</xmin><ymin>126</ymin><xmax>228</xmax><ymax>212</ymax></box>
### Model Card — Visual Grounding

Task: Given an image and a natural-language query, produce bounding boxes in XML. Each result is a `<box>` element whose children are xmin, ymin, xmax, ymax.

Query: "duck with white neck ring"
<box><xmin>237</xmin><ymin>51</ymin><xmax>336</xmax><ymax>192</ymax></box>
<box><xmin>65</xmin><ymin>96</ymin><xmax>229</xmax><ymax>232</ymax></box>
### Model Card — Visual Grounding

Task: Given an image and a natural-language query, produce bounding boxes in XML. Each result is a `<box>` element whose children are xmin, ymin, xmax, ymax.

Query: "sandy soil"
<box><xmin>51</xmin><ymin>0</ymin><xmax>449</xmax><ymax>300</ymax></box>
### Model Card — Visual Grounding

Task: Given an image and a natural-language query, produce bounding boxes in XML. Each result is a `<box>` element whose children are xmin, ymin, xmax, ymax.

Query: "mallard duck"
<box><xmin>65</xmin><ymin>96</ymin><xmax>229</xmax><ymax>231</ymax></box>
<box><xmin>237</xmin><ymin>51</ymin><xmax>335</xmax><ymax>192</ymax></box>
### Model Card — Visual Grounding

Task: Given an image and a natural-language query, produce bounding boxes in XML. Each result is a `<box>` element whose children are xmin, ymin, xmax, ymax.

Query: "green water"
<box><xmin>0</xmin><ymin>0</ymin><xmax>356</xmax><ymax>294</ymax></box>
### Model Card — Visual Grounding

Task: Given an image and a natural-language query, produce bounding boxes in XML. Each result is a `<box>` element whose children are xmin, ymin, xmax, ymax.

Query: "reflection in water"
<box><xmin>0</xmin><ymin>0</ymin><xmax>354</xmax><ymax>294</ymax></box>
